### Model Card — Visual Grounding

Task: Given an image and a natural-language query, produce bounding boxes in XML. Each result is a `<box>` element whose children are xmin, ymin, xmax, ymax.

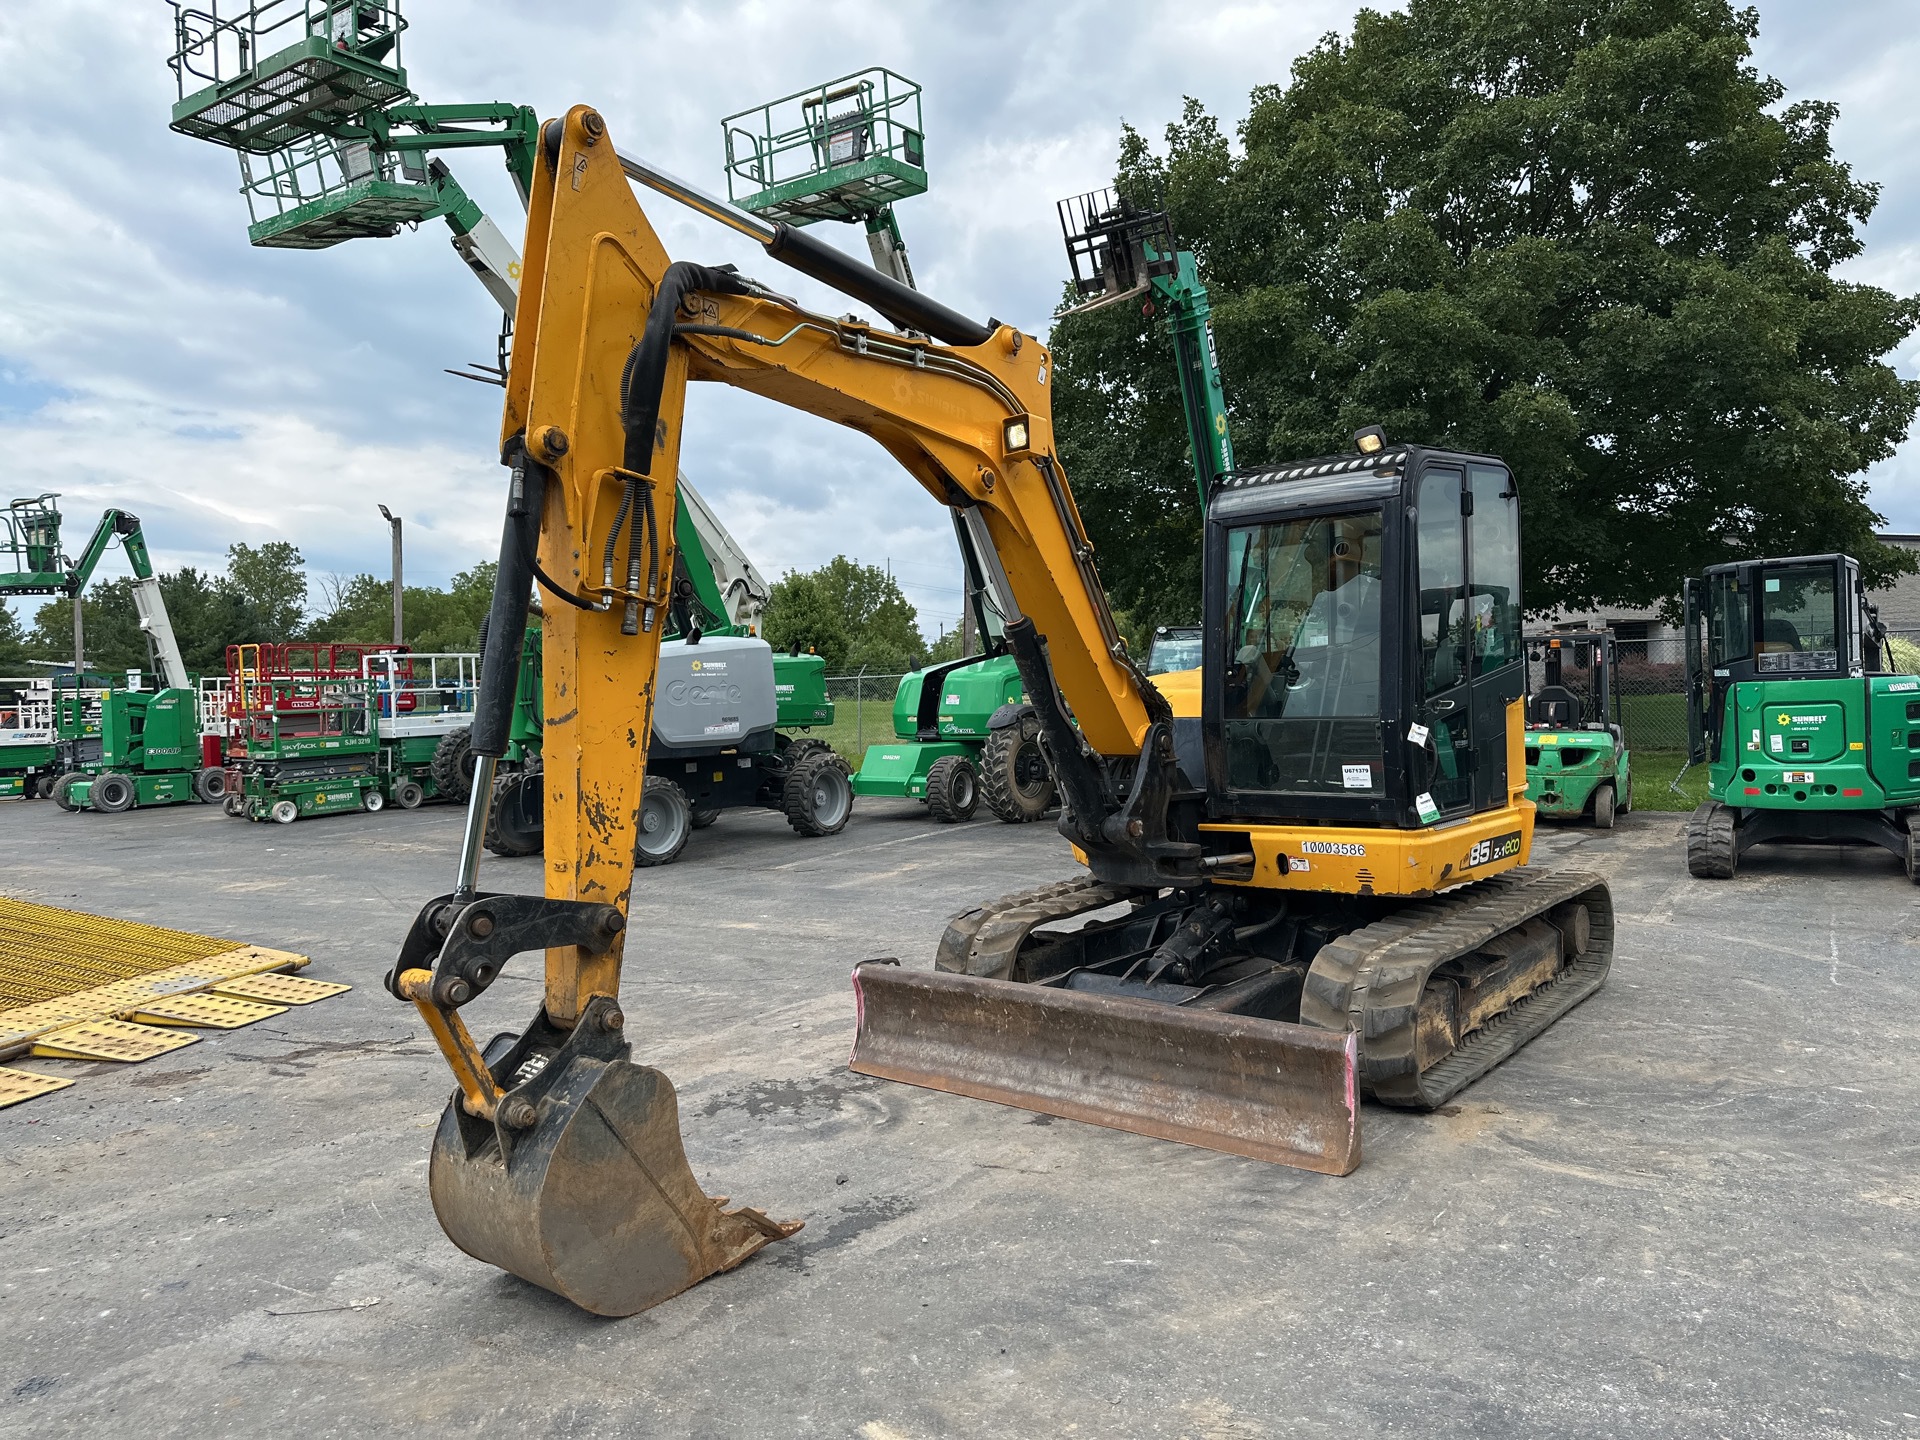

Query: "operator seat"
<box><xmin>1530</xmin><ymin>685</ymin><xmax>1583</xmax><ymax>728</ymax></box>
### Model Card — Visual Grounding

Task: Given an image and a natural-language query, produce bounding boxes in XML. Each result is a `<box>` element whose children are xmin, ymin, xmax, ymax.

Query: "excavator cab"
<box><xmin>1205</xmin><ymin>447</ymin><xmax>1524</xmax><ymax>827</ymax></box>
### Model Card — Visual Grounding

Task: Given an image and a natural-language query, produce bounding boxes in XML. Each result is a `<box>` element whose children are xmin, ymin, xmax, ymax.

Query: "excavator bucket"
<box><xmin>429</xmin><ymin>1012</ymin><xmax>800</xmax><ymax>1317</ymax></box>
<box><xmin>849</xmin><ymin>964</ymin><xmax>1361</xmax><ymax>1175</ymax></box>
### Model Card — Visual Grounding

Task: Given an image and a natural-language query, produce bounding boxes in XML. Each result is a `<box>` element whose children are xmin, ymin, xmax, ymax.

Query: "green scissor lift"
<box><xmin>1683</xmin><ymin>552</ymin><xmax>1920</xmax><ymax>880</ymax></box>
<box><xmin>1522</xmin><ymin>627</ymin><xmax>1633</xmax><ymax>827</ymax></box>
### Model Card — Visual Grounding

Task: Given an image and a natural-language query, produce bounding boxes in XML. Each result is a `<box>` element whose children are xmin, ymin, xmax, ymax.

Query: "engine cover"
<box><xmin>652</xmin><ymin>635</ymin><xmax>777</xmax><ymax>754</ymax></box>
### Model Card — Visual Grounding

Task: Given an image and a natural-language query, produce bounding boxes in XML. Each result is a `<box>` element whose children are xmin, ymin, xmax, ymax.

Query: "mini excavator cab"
<box><xmin>1205</xmin><ymin>445</ymin><xmax>1526</xmax><ymax>831</ymax></box>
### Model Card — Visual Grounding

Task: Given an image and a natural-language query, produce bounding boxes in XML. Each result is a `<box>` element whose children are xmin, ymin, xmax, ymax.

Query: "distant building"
<box><xmin>1874</xmin><ymin>534</ymin><xmax>1920</xmax><ymax>633</ymax></box>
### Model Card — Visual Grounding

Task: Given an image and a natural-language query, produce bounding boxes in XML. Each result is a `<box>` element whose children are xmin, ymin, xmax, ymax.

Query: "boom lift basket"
<box><xmin>721</xmin><ymin>68</ymin><xmax>927</xmax><ymax>224</ymax></box>
<box><xmin>1</xmin><ymin>495</ymin><xmax>68</xmax><ymax>592</ymax></box>
<box><xmin>238</xmin><ymin>132</ymin><xmax>440</xmax><ymax>248</ymax></box>
<box><xmin>168</xmin><ymin>0</ymin><xmax>411</xmax><ymax>154</ymax></box>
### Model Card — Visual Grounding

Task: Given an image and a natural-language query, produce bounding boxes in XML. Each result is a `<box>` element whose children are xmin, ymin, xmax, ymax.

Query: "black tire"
<box><xmin>393</xmin><ymin>779</ymin><xmax>424</xmax><ymax>810</ymax></box>
<box><xmin>485</xmin><ymin>770</ymin><xmax>545</xmax><ymax>857</ymax></box>
<box><xmin>1905</xmin><ymin>823</ymin><xmax>1919</xmax><ymax>885</ymax></box>
<box><xmin>51</xmin><ymin>773</ymin><xmax>82</xmax><ymax>812</ymax></box>
<box><xmin>784</xmin><ymin>751</ymin><xmax>853</xmax><ymax>837</ymax></box>
<box><xmin>91</xmin><ymin>772</ymin><xmax>136</xmax><ymax>813</ymax></box>
<box><xmin>1592</xmin><ymin>783</ymin><xmax>1616</xmax><ymax>830</ymax></box>
<box><xmin>28</xmin><ymin>774</ymin><xmax>51</xmax><ymax>800</ymax></box>
<box><xmin>193</xmin><ymin>767</ymin><xmax>227</xmax><ymax>804</ymax></box>
<box><xmin>982</xmin><ymin>715</ymin><xmax>1054</xmax><ymax>823</ymax></box>
<box><xmin>690</xmin><ymin>805</ymin><xmax>721</xmax><ymax>829</ymax></box>
<box><xmin>778</xmin><ymin>735</ymin><xmax>833</xmax><ymax>767</ymax></box>
<box><xmin>925</xmin><ymin>755</ymin><xmax>979</xmax><ymax>823</ymax></box>
<box><xmin>1686</xmin><ymin>801</ymin><xmax>1737</xmax><ymax>879</ymax></box>
<box><xmin>224</xmin><ymin>793</ymin><xmax>249</xmax><ymax>819</ymax></box>
<box><xmin>634</xmin><ymin>776</ymin><xmax>692</xmax><ymax>867</ymax></box>
<box><xmin>431</xmin><ymin>727</ymin><xmax>476</xmax><ymax>804</ymax></box>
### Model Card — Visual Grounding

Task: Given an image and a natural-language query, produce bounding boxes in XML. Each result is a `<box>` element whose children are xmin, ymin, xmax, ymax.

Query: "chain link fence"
<box><xmin>817</xmin><ymin>672</ymin><xmax>909</xmax><ymax>762</ymax></box>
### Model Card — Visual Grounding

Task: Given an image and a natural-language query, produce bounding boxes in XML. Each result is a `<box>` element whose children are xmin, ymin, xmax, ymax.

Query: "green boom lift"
<box><xmin>1683</xmin><ymin>551</ymin><xmax>1920</xmax><ymax>880</ymax></box>
<box><xmin>0</xmin><ymin>495</ymin><xmax>214</xmax><ymax>813</ymax></box>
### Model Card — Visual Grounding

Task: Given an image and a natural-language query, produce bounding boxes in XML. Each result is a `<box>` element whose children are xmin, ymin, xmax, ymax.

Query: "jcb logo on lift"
<box><xmin>1464</xmin><ymin>831</ymin><xmax>1523</xmax><ymax>869</ymax></box>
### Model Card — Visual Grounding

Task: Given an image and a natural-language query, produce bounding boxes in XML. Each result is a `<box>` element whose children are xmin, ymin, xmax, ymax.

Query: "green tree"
<box><xmin>763</xmin><ymin>556</ymin><xmax>925</xmax><ymax>673</ymax></box>
<box><xmin>307</xmin><ymin>561</ymin><xmax>499</xmax><ymax>651</ymax></box>
<box><xmin>225</xmin><ymin>541</ymin><xmax>308</xmax><ymax>637</ymax></box>
<box><xmin>0</xmin><ymin>600</ymin><xmax>34</xmax><ymax>671</ymax></box>
<box><xmin>1054</xmin><ymin>0</ymin><xmax>1920</xmax><ymax>619</ymax></box>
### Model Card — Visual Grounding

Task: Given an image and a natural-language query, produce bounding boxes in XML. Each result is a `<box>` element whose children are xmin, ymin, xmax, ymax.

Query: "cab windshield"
<box><xmin>1757</xmin><ymin>563</ymin><xmax>1839</xmax><ymax>673</ymax></box>
<box><xmin>1222</xmin><ymin>509</ymin><xmax>1385</xmax><ymax>798</ymax></box>
<box><xmin>1147</xmin><ymin>630</ymin><xmax>1203</xmax><ymax>675</ymax></box>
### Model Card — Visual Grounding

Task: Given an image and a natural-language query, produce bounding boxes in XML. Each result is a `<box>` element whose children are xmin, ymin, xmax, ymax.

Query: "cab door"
<box><xmin>1411</xmin><ymin>460</ymin><xmax>1523</xmax><ymax>821</ymax></box>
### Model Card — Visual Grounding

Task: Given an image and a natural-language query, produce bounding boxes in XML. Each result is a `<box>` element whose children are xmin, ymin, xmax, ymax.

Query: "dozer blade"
<box><xmin>430</xmin><ymin>1031</ymin><xmax>799</xmax><ymax>1317</ymax></box>
<box><xmin>849</xmin><ymin>963</ymin><xmax>1360</xmax><ymax>1176</ymax></box>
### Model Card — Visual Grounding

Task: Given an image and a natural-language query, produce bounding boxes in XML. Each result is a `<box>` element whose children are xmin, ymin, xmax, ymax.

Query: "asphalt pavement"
<box><xmin>1</xmin><ymin>792</ymin><xmax>1915</xmax><ymax>1438</ymax></box>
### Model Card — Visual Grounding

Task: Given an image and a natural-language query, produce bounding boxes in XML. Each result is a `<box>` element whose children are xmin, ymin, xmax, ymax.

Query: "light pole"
<box><xmin>377</xmin><ymin>505</ymin><xmax>403</xmax><ymax>646</ymax></box>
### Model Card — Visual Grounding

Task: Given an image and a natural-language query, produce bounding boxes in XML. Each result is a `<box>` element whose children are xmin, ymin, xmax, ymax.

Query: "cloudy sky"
<box><xmin>2</xmin><ymin>0</ymin><xmax>1916</xmax><ymax>641</ymax></box>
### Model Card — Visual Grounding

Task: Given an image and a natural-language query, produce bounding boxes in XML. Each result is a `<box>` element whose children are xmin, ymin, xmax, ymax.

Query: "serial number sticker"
<box><xmin>1301</xmin><ymin>840</ymin><xmax>1367</xmax><ymax>857</ymax></box>
<box><xmin>1463</xmin><ymin>831</ymin><xmax>1524</xmax><ymax>869</ymax></box>
<box><xmin>1341</xmin><ymin>764</ymin><xmax>1374</xmax><ymax>789</ymax></box>
<box><xmin>1784</xmin><ymin>771</ymin><xmax>1814</xmax><ymax>783</ymax></box>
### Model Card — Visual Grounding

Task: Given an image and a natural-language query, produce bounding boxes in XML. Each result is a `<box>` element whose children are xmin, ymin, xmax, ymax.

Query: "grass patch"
<box><xmin>789</xmin><ymin>698</ymin><xmax>904</xmax><ymax>768</ymax></box>
<box><xmin>1619</xmin><ymin>692</ymin><xmax>1688</xmax><ymax>752</ymax></box>
<box><xmin>1629</xmin><ymin>749</ymin><xmax>1710</xmax><ymax>811</ymax></box>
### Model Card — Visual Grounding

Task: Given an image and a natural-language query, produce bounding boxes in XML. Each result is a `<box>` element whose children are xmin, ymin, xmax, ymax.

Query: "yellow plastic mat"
<box><xmin>0</xmin><ymin>897</ymin><xmax>338</xmax><ymax>1108</ymax></box>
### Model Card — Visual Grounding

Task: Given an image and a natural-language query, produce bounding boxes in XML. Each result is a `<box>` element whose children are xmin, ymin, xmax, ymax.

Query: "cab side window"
<box><xmin>1467</xmin><ymin>465</ymin><xmax>1520</xmax><ymax>674</ymax></box>
<box><xmin>1416</xmin><ymin>467</ymin><xmax>1466</xmax><ymax>696</ymax></box>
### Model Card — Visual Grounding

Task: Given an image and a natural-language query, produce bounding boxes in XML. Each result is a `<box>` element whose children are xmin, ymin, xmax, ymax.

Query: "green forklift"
<box><xmin>1683</xmin><ymin>552</ymin><xmax>1920</xmax><ymax>880</ymax></box>
<box><xmin>1523</xmin><ymin>627</ymin><xmax>1633</xmax><ymax>827</ymax></box>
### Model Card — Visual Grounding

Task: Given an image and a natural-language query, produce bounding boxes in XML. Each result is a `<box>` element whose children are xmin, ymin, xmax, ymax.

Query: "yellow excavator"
<box><xmin>385</xmin><ymin>106</ymin><xmax>1613</xmax><ymax>1317</ymax></box>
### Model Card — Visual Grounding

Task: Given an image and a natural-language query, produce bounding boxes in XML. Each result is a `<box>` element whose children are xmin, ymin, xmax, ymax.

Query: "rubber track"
<box><xmin>1685</xmin><ymin>801</ymin><xmax>1736</xmax><ymax>878</ymax></box>
<box><xmin>935</xmin><ymin>877</ymin><xmax>1135</xmax><ymax>979</ymax></box>
<box><xmin>1300</xmin><ymin>865</ymin><xmax>1613</xmax><ymax>1110</ymax></box>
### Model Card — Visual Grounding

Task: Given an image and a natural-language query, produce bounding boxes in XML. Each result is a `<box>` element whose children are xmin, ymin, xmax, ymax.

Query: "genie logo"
<box><xmin>665</xmin><ymin>679</ymin><xmax>743</xmax><ymax>707</ymax></box>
